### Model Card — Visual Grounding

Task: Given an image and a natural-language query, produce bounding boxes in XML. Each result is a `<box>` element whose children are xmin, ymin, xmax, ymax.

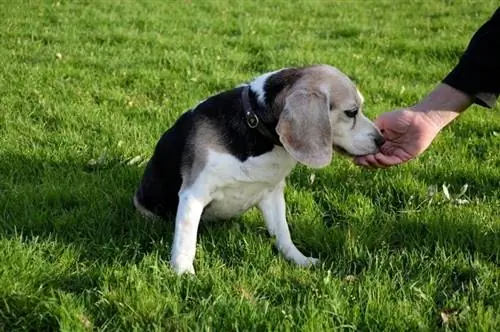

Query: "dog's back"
<box><xmin>134</xmin><ymin>110</ymin><xmax>194</xmax><ymax>219</ymax></box>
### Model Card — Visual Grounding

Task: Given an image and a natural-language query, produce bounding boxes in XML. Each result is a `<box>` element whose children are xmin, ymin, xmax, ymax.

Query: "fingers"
<box><xmin>354</xmin><ymin>154</ymin><xmax>387</xmax><ymax>168</ymax></box>
<box><xmin>373</xmin><ymin>153</ymin><xmax>407</xmax><ymax>166</ymax></box>
<box><xmin>354</xmin><ymin>152</ymin><xmax>406</xmax><ymax>168</ymax></box>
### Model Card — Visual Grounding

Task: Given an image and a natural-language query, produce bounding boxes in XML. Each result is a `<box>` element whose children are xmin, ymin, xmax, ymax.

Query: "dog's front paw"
<box><xmin>295</xmin><ymin>256</ymin><xmax>319</xmax><ymax>267</ymax></box>
<box><xmin>170</xmin><ymin>259</ymin><xmax>195</xmax><ymax>275</ymax></box>
<box><xmin>281</xmin><ymin>244</ymin><xmax>319</xmax><ymax>267</ymax></box>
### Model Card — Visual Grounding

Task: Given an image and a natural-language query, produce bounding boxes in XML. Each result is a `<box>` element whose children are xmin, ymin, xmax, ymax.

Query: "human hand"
<box><xmin>354</xmin><ymin>109</ymin><xmax>443</xmax><ymax>168</ymax></box>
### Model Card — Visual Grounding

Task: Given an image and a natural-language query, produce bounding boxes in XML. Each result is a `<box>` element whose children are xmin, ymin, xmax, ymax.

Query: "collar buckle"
<box><xmin>246</xmin><ymin>111</ymin><xmax>259</xmax><ymax>128</ymax></box>
<box><xmin>241</xmin><ymin>85</ymin><xmax>282</xmax><ymax>146</ymax></box>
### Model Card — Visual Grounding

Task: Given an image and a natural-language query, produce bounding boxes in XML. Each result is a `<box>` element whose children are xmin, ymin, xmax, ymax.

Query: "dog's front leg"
<box><xmin>170</xmin><ymin>189</ymin><xmax>207</xmax><ymax>275</ymax></box>
<box><xmin>258</xmin><ymin>181</ymin><xmax>318</xmax><ymax>267</ymax></box>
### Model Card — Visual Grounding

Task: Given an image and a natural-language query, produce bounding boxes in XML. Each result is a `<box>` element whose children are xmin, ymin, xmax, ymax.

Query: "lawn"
<box><xmin>1</xmin><ymin>1</ymin><xmax>499</xmax><ymax>331</ymax></box>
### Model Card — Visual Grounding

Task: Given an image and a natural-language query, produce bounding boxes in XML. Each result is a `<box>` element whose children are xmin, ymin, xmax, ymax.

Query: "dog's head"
<box><xmin>253</xmin><ymin>65</ymin><xmax>384</xmax><ymax>168</ymax></box>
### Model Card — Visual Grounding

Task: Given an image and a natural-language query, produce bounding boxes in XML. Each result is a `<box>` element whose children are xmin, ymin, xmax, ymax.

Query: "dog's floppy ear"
<box><xmin>276</xmin><ymin>89</ymin><xmax>333</xmax><ymax>168</ymax></box>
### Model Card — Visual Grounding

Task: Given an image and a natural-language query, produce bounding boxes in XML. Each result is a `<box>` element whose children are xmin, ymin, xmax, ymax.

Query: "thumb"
<box><xmin>374</xmin><ymin>109</ymin><xmax>404</xmax><ymax>129</ymax></box>
<box><xmin>373</xmin><ymin>113</ymin><xmax>388</xmax><ymax>129</ymax></box>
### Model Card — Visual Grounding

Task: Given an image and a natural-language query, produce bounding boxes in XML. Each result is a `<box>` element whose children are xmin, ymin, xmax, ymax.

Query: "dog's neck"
<box><xmin>241</xmin><ymin>85</ymin><xmax>282</xmax><ymax>146</ymax></box>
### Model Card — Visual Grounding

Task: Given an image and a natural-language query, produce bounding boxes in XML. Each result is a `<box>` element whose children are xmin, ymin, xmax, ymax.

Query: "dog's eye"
<box><xmin>344</xmin><ymin>108</ymin><xmax>358</xmax><ymax>118</ymax></box>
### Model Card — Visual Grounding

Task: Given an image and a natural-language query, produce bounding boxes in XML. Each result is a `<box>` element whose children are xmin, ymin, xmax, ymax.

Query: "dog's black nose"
<box><xmin>375</xmin><ymin>135</ymin><xmax>386</xmax><ymax>147</ymax></box>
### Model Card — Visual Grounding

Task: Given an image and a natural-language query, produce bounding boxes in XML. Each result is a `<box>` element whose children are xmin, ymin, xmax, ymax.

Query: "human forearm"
<box><xmin>409</xmin><ymin>83</ymin><xmax>473</xmax><ymax>129</ymax></box>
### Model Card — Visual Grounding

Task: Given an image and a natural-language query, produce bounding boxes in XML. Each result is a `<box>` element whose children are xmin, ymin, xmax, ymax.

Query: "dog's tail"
<box><xmin>133</xmin><ymin>190</ymin><xmax>158</xmax><ymax>220</ymax></box>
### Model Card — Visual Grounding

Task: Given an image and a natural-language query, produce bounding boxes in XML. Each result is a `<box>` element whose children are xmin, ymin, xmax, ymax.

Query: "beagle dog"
<box><xmin>134</xmin><ymin>64</ymin><xmax>385</xmax><ymax>274</ymax></box>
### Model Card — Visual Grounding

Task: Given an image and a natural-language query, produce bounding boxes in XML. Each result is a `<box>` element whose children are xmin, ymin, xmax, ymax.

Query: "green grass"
<box><xmin>1</xmin><ymin>1</ymin><xmax>499</xmax><ymax>331</ymax></box>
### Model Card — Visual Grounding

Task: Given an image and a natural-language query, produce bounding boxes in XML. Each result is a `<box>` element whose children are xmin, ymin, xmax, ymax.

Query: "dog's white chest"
<box><xmin>200</xmin><ymin>147</ymin><xmax>296</xmax><ymax>220</ymax></box>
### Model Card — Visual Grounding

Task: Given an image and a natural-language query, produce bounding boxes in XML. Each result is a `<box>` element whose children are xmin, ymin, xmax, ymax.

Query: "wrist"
<box><xmin>409</xmin><ymin>83</ymin><xmax>473</xmax><ymax>130</ymax></box>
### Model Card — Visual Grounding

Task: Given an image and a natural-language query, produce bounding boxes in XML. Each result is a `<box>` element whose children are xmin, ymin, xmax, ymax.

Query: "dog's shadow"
<box><xmin>0</xmin><ymin>152</ymin><xmax>167</xmax><ymax>263</ymax></box>
<box><xmin>0</xmin><ymin>152</ymin><xmax>275</xmax><ymax>271</ymax></box>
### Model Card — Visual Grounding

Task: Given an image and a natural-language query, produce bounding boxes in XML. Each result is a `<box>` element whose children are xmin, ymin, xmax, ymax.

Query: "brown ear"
<box><xmin>276</xmin><ymin>89</ymin><xmax>333</xmax><ymax>168</ymax></box>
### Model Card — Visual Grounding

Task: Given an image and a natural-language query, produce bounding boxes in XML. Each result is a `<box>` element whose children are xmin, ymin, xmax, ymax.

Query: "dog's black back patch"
<box><xmin>135</xmin><ymin>110</ymin><xmax>194</xmax><ymax>218</ymax></box>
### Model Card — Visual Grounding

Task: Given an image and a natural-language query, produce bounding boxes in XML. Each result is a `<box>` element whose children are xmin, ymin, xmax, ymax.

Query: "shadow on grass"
<box><xmin>0</xmin><ymin>293</ymin><xmax>60</xmax><ymax>332</ymax></box>
<box><xmin>0</xmin><ymin>152</ymin><xmax>169</xmax><ymax>262</ymax></box>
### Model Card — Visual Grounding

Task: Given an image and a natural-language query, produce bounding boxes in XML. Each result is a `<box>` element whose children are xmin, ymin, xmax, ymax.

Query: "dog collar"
<box><xmin>241</xmin><ymin>85</ymin><xmax>282</xmax><ymax>146</ymax></box>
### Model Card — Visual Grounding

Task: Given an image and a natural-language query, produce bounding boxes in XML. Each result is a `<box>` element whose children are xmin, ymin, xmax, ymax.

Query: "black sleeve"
<box><xmin>442</xmin><ymin>7</ymin><xmax>500</xmax><ymax>108</ymax></box>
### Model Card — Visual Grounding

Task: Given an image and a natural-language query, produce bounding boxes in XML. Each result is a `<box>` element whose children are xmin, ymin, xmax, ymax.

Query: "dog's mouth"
<box><xmin>333</xmin><ymin>145</ymin><xmax>380</xmax><ymax>157</ymax></box>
